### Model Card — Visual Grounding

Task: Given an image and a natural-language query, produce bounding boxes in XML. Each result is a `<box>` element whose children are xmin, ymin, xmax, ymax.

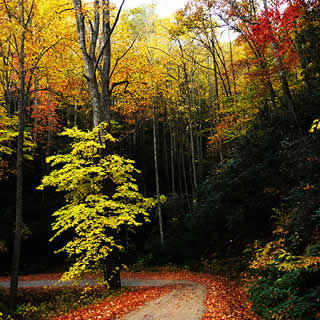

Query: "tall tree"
<box><xmin>7</xmin><ymin>0</ymin><xmax>29</xmax><ymax>310</ymax></box>
<box><xmin>72</xmin><ymin>0</ymin><xmax>126</xmax><ymax>128</ymax></box>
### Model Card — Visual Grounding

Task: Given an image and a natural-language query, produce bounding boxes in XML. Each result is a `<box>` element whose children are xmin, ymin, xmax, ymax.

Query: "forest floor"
<box><xmin>0</xmin><ymin>269</ymin><xmax>260</xmax><ymax>319</ymax></box>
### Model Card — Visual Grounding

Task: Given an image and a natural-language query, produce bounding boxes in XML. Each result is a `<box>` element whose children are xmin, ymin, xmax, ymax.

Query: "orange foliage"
<box><xmin>28</xmin><ymin>90</ymin><xmax>61</xmax><ymax>145</ymax></box>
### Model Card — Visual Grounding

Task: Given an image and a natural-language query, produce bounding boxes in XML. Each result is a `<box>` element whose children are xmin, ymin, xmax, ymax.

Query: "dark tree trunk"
<box><xmin>10</xmin><ymin>2</ymin><xmax>26</xmax><ymax>310</ymax></box>
<box><xmin>103</xmin><ymin>251</ymin><xmax>121</xmax><ymax>289</ymax></box>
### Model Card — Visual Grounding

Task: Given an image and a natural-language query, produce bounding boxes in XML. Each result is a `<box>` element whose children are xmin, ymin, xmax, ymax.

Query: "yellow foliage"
<box><xmin>38</xmin><ymin>123</ymin><xmax>156</xmax><ymax>282</ymax></box>
<box><xmin>251</xmin><ymin>237</ymin><xmax>320</xmax><ymax>272</ymax></box>
<box><xmin>309</xmin><ymin>119</ymin><xmax>320</xmax><ymax>133</ymax></box>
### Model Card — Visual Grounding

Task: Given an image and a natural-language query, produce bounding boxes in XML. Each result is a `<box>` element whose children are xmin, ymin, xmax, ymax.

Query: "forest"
<box><xmin>0</xmin><ymin>0</ymin><xmax>319</xmax><ymax>319</ymax></box>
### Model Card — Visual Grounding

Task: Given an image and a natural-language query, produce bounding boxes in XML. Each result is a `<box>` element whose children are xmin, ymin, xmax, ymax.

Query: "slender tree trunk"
<box><xmin>33</xmin><ymin>73</ymin><xmax>39</xmax><ymax>141</ymax></box>
<box><xmin>162</xmin><ymin>102</ymin><xmax>170</xmax><ymax>189</ymax></box>
<box><xmin>187</xmin><ymin>133</ymin><xmax>194</xmax><ymax>197</ymax></box>
<box><xmin>184</xmin><ymin>64</ymin><xmax>197</xmax><ymax>191</ymax></box>
<box><xmin>208</xmin><ymin>55</ymin><xmax>215</xmax><ymax>127</ymax></box>
<box><xmin>74</xmin><ymin>101</ymin><xmax>77</xmax><ymax>127</ymax></box>
<box><xmin>142</xmin><ymin>125</ymin><xmax>148</xmax><ymax>197</ymax></box>
<box><xmin>10</xmin><ymin>3</ymin><xmax>26</xmax><ymax>310</ymax></box>
<box><xmin>197</xmin><ymin>64</ymin><xmax>203</xmax><ymax>180</ymax></box>
<box><xmin>181</xmin><ymin>135</ymin><xmax>191</xmax><ymax>212</ymax></box>
<box><xmin>169</xmin><ymin>106</ymin><xmax>176</xmax><ymax>195</ymax></box>
<box><xmin>229</xmin><ymin>31</ymin><xmax>237</xmax><ymax>97</ymax></box>
<box><xmin>211</xmin><ymin>44</ymin><xmax>224</xmax><ymax>164</ymax></box>
<box><xmin>217</xmin><ymin>44</ymin><xmax>232</xmax><ymax>96</ymax></box>
<box><xmin>152</xmin><ymin>96</ymin><xmax>164</xmax><ymax>248</ymax></box>
<box><xmin>46</xmin><ymin>90</ymin><xmax>52</xmax><ymax>171</ymax></box>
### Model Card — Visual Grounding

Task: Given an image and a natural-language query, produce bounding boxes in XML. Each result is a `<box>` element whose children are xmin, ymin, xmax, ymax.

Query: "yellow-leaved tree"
<box><xmin>38</xmin><ymin>123</ymin><xmax>155</xmax><ymax>288</ymax></box>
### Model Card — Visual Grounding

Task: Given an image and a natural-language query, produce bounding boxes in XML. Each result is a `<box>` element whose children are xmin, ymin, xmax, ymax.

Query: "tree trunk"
<box><xmin>74</xmin><ymin>101</ymin><xmax>77</xmax><ymax>127</ymax></box>
<box><xmin>229</xmin><ymin>31</ymin><xmax>237</xmax><ymax>97</ymax></box>
<box><xmin>46</xmin><ymin>90</ymin><xmax>52</xmax><ymax>163</ymax></box>
<box><xmin>103</xmin><ymin>250</ymin><xmax>121</xmax><ymax>289</ymax></box>
<box><xmin>72</xmin><ymin>0</ymin><xmax>125</xmax><ymax>128</ymax></box>
<box><xmin>33</xmin><ymin>73</ymin><xmax>39</xmax><ymax>141</ymax></box>
<box><xmin>197</xmin><ymin>63</ymin><xmax>203</xmax><ymax>180</ymax></box>
<box><xmin>10</xmin><ymin>2</ymin><xmax>26</xmax><ymax>310</ymax></box>
<box><xmin>72</xmin><ymin>0</ymin><xmax>126</xmax><ymax>287</ymax></box>
<box><xmin>162</xmin><ymin>102</ymin><xmax>170</xmax><ymax>189</ymax></box>
<box><xmin>169</xmin><ymin>105</ymin><xmax>176</xmax><ymax>195</ymax></box>
<box><xmin>181</xmin><ymin>65</ymin><xmax>197</xmax><ymax>192</ymax></box>
<box><xmin>181</xmin><ymin>135</ymin><xmax>191</xmax><ymax>212</ymax></box>
<box><xmin>152</xmin><ymin>96</ymin><xmax>164</xmax><ymax>248</ymax></box>
<box><xmin>101</xmin><ymin>0</ymin><xmax>112</xmax><ymax>125</ymax></box>
<box><xmin>210</xmin><ymin>41</ymin><xmax>224</xmax><ymax>164</ymax></box>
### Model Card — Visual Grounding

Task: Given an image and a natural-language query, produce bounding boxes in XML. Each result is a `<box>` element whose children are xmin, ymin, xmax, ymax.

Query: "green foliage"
<box><xmin>38</xmin><ymin>123</ymin><xmax>155</xmax><ymax>282</ymax></box>
<box><xmin>295</xmin><ymin>4</ymin><xmax>320</xmax><ymax>91</ymax></box>
<box><xmin>248</xmin><ymin>252</ymin><xmax>320</xmax><ymax>320</ymax></box>
<box><xmin>15</xmin><ymin>303</ymin><xmax>38</xmax><ymax>320</ymax></box>
<box><xmin>0</xmin><ymin>107</ymin><xmax>17</xmax><ymax>156</ymax></box>
<box><xmin>0</xmin><ymin>285</ymin><xmax>123</xmax><ymax>320</ymax></box>
<box><xmin>248</xmin><ymin>202</ymin><xmax>320</xmax><ymax>320</ymax></box>
<box><xmin>185</xmin><ymin>121</ymin><xmax>282</xmax><ymax>259</ymax></box>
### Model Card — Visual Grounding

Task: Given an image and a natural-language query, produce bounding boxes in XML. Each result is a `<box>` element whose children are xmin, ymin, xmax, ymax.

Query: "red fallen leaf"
<box><xmin>49</xmin><ymin>285</ymin><xmax>177</xmax><ymax>320</ymax></box>
<box><xmin>1</xmin><ymin>269</ymin><xmax>261</xmax><ymax>319</ymax></box>
<box><xmin>121</xmin><ymin>269</ymin><xmax>261</xmax><ymax>320</ymax></box>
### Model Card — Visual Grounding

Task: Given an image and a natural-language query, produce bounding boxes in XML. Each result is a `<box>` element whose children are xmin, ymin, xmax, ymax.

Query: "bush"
<box><xmin>0</xmin><ymin>285</ymin><xmax>117</xmax><ymax>320</ymax></box>
<box><xmin>248</xmin><ymin>263</ymin><xmax>320</xmax><ymax>320</ymax></box>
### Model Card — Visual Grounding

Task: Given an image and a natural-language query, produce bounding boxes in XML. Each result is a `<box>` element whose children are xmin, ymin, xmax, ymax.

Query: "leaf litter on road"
<box><xmin>0</xmin><ymin>270</ymin><xmax>260</xmax><ymax>319</ymax></box>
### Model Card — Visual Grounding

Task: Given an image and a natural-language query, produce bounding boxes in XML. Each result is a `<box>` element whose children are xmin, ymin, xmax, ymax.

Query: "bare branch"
<box><xmin>25</xmin><ymin>0</ymin><xmax>35</xmax><ymax>27</ymax></box>
<box><xmin>109</xmin><ymin>34</ymin><xmax>138</xmax><ymax>80</ymax></box>
<box><xmin>26</xmin><ymin>39</ymin><xmax>63</xmax><ymax>91</ymax></box>
<box><xmin>93</xmin><ymin>0</ymin><xmax>125</xmax><ymax>74</ymax></box>
<box><xmin>110</xmin><ymin>80</ymin><xmax>129</xmax><ymax>94</ymax></box>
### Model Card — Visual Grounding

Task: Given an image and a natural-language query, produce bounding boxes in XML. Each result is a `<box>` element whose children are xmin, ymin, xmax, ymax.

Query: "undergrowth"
<box><xmin>0</xmin><ymin>285</ymin><xmax>126</xmax><ymax>320</ymax></box>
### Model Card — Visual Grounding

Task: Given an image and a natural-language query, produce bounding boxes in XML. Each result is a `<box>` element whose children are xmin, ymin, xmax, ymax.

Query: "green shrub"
<box><xmin>249</xmin><ymin>264</ymin><xmax>320</xmax><ymax>320</ymax></box>
<box><xmin>16</xmin><ymin>303</ymin><xmax>39</xmax><ymax>320</ymax></box>
<box><xmin>248</xmin><ymin>241</ymin><xmax>320</xmax><ymax>320</ymax></box>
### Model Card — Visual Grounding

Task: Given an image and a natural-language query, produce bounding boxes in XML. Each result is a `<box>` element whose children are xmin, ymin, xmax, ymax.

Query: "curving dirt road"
<box><xmin>121</xmin><ymin>280</ymin><xmax>207</xmax><ymax>320</ymax></box>
<box><xmin>0</xmin><ymin>278</ymin><xmax>207</xmax><ymax>319</ymax></box>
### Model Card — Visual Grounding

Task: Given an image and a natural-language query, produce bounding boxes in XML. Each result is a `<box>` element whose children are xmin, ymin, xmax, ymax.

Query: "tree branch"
<box><xmin>93</xmin><ymin>0</ymin><xmax>126</xmax><ymax>74</ymax></box>
<box><xmin>109</xmin><ymin>34</ymin><xmax>139</xmax><ymax>80</ymax></box>
<box><xmin>110</xmin><ymin>80</ymin><xmax>129</xmax><ymax>94</ymax></box>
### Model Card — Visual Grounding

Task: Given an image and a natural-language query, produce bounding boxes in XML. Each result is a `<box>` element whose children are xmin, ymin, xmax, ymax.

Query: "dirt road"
<box><xmin>0</xmin><ymin>278</ymin><xmax>207</xmax><ymax>319</ymax></box>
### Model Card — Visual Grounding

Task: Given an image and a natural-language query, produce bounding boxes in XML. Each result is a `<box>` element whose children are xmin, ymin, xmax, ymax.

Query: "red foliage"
<box><xmin>249</xmin><ymin>0</ymin><xmax>305</xmax><ymax>67</ymax></box>
<box><xmin>29</xmin><ymin>90</ymin><xmax>61</xmax><ymax>146</ymax></box>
